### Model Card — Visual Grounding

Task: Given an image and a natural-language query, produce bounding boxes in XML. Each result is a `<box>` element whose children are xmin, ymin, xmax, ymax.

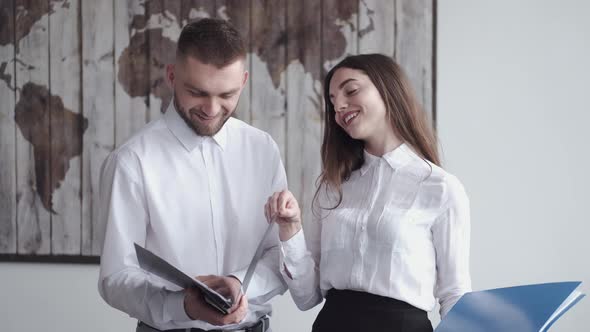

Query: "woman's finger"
<box><xmin>270</xmin><ymin>192</ymin><xmax>280</xmax><ymax>217</ymax></box>
<box><xmin>277</xmin><ymin>190</ymin><xmax>289</xmax><ymax>215</ymax></box>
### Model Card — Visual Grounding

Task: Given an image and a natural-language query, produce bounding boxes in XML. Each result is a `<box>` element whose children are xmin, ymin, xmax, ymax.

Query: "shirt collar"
<box><xmin>164</xmin><ymin>101</ymin><xmax>228</xmax><ymax>152</ymax></box>
<box><xmin>360</xmin><ymin>142</ymin><xmax>414</xmax><ymax>176</ymax></box>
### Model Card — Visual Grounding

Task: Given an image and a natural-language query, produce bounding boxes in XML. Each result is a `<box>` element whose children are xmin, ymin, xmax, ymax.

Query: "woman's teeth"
<box><xmin>344</xmin><ymin>112</ymin><xmax>359</xmax><ymax>125</ymax></box>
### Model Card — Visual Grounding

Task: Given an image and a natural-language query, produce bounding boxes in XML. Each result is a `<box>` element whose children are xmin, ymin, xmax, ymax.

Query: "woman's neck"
<box><xmin>364</xmin><ymin>129</ymin><xmax>403</xmax><ymax>156</ymax></box>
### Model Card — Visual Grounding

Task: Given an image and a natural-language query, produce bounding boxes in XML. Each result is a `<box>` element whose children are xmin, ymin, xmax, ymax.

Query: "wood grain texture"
<box><xmin>81</xmin><ymin>0</ymin><xmax>115</xmax><ymax>255</ymax></box>
<box><xmin>1</xmin><ymin>0</ymin><xmax>434</xmax><ymax>261</ymax></box>
<box><xmin>250</xmin><ymin>0</ymin><xmax>287</xmax><ymax>162</ymax></box>
<box><xmin>286</xmin><ymin>0</ymin><xmax>322</xmax><ymax>228</ymax></box>
<box><xmin>396</xmin><ymin>0</ymin><xmax>434</xmax><ymax>122</ymax></box>
<box><xmin>145</xmin><ymin>0</ymin><xmax>181</xmax><ymax>119</ymax></box>
<box><xmin>359</xmin><ymin>0</ymin><xmax>395</xmax><ymax>56</ymax></box>
<box><xmin>322</xmin><ymin>0</ymin><xmax>359</xmax><ymax>75</ymax></box>
<box><xmin>14</xmin><ymin>0</ymin><xmax>51</xmax><ymax>255</ymax></box>
<box><xmin>49</xmin><ymin>0</ymin><xmax>84</xmax><ymax>255</ymax></box>
<box><xmin>222</xmin><ymin>0</ymin><xmax>252</xmax><ymax>123</ymax></box>
<box><xmin>0</xmin><ymin>0</ymin><xmax>17</xmax><ymax>253</ymax></box>
<box><xmin>114</xmin><ymin>0</ymin><xmax>149</xmax><ymax>146</ymax></box>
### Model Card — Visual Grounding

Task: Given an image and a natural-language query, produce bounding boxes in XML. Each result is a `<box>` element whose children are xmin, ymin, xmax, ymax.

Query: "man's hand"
<box><xmin>198</xmin><ymin>275</ymin><xmax>243</xmax><ymax>305</ymax></box>
<box><xmin>183</xmin><ymin>275</ymin><xmax>248</xmax><ymax>326</ymax></box>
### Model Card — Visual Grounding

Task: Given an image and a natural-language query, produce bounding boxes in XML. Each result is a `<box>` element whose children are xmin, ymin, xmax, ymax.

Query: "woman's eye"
<box><xmin>346</xmin><ymin>89</ymin><xmax>358</xmax><ymax>96</ymax></box>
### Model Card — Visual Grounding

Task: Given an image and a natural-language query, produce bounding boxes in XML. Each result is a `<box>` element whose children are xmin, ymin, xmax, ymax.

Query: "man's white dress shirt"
<box><xmin>98</xmin><ymin>102</ymin><xmax>287</xmax><ymax>330</ymax></box>
<box><xmin>280</xmin><ymin>143</ymin><xmax>471</xmax><ymax>318</ymax></box>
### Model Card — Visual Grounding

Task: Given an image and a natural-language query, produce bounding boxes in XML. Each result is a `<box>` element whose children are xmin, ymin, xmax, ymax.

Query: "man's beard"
<box><xmin>173</xmin><ymin>92</ymin><xmax>232</xmax><ymax>137</ymax></box>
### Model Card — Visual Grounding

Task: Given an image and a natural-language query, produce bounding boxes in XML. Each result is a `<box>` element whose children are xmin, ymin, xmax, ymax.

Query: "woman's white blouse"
<box><xmin>280</xmin><ymin>143</ymin><xmax>471</xmax><ymax>317</ymax></box>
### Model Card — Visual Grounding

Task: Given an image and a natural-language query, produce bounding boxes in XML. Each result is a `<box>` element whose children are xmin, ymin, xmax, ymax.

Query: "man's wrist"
<box><xmin>183</xmin><ymin>291</ymin><xmax>197</xmax><ymax>320</ymax></box>
<box><xmin>227</xmin><ymin>275</ymin><xmax>242</xmax><ymax>287</ymax></box>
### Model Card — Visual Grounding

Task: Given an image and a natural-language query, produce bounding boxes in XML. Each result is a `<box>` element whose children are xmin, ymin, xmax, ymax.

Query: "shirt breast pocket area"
<box><xmin>320</xmin><ymin>208</ymin><xmax>359</xmax><ymax>250</ymax></box>
<box><xmin>372</xmin><ymin>206</ymin><xmax>430</xmax><ymax>253</ymax></box>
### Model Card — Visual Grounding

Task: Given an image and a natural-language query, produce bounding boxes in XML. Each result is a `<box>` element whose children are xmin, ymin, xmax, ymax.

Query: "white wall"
<box><xmin>0</xmin><ymin>263</ymin><xmax>135</xmax><ymax>331</ymax></box>
<box><xmin>2</xmin><ymin>1</ymin><xmax>589</xmax><ymax>331</ymax></box>
<box><xmin>437</xmin><ymin>0</ymin><xmax>590</xmax><ymax>331</ymax></box>
<box><xmin>0</xmin><ymin>263</ymin><xmax>319</xmax><ymax>332</ymax></box>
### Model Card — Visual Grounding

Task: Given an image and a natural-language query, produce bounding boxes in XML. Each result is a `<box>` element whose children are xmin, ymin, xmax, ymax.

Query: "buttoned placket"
<box><xmin>200</xmin><ymin>139</ymin><xmax>223</xmax><ymax>274</ymax></box>
<box><xmin>350</xmin><ymin>160</ymin><xmax>376</xmax><ymax>288</ymax></box>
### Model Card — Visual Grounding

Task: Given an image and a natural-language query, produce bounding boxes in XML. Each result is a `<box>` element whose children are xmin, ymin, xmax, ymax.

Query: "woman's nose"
<box><xmin>333</xmin><ymin>97</ymin><xmax>348</xmax><ymax>112</ymax></box>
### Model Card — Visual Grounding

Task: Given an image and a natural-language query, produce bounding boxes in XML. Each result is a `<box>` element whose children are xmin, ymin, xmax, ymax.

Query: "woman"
<box><xmin>265</xmin><ymin>54</ymin><xmax>471</xmax><ymax>332</ymax></box>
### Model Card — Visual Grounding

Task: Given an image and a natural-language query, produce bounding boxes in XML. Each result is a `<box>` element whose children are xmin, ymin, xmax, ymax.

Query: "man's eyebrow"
<box><xmin>221</xmin><ymin>88</ymin><xmax>241</xmax><ymax>95</ymax></box>
<box><xmin>184</xmin><ymin>83</ymin><xmax>241</xmax><ymax>96</ymax></box>
<box><xmin>183</xmin><ymin>82</ymin><xmax>206</xmax><ymax>93</ymax></box>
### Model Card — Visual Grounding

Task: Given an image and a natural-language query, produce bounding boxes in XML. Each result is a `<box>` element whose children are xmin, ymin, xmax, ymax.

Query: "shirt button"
<box><xmin>361</xmin><ymin>225</ymin><xmax>366</xmax><ymax>231</ymax></box>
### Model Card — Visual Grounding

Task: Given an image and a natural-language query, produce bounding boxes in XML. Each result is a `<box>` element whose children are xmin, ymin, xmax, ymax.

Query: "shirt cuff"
<box><xmin>164</xmin><ymin>290</ymin><xmax>192</xmax><ymax>322</ymax></box>
<box><xmin>280</xmin><ymin>229</ymin><xmax>307</xmax><ymax>279</ymax></box>
<box><xmin>228</xmin><ymin>269</ymin><xmax>246</xmax><ymax>285</ymax></box>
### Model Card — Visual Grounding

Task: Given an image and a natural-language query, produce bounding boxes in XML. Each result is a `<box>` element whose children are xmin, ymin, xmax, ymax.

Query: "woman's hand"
<box><xmin>265</xmin><ymin>190</ymin><xmax>302</xmax><ymax>241</ymax></box>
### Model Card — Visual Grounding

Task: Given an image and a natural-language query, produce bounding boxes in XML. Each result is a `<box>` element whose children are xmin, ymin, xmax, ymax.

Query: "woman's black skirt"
<box><xmin>312</xmin><ymin>289</ymin><xmax>433</xmax><ymax>332</ymax></box>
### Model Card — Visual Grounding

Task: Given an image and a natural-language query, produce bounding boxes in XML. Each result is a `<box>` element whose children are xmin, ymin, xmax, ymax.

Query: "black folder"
<box><xmin>134</xmin><ymin>243</ymin><xmax>233</xmax><ymax>314</ymax></box>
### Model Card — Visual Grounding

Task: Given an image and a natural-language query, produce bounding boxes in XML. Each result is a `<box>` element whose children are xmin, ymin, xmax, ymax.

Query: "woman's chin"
<box><xmin>346</xmin><ymin>127</ymin><xmax>365</xmax><ymax>141</ymax></box>
<box><xmin>339</xmin><ymin>122</ymin><xmax>365</xmax><ymax>141</ymax></box>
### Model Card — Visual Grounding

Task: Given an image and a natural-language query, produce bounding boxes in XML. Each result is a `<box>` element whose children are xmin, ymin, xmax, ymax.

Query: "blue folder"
<box><xmin>435</xmin><ymin>281</ymin><xmax>585</xmax><ymax>332</ymax></box>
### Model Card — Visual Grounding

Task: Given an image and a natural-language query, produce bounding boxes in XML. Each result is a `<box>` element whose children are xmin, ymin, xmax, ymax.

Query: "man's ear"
<box><xmin>242</xmin><ymin>70</ymin><xmax>249</xmax><ymax>88</ymax></box>
<box><xmin>166</xmin><ymin>64</ymin><xmax>175</xmax><ymax>88</ymax></box>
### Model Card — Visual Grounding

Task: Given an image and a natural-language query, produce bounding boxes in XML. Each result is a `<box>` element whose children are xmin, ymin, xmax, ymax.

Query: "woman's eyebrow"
<box><xmin>330</xmin><ymin>78</ymin><xmax>358</xmax><ymax>99</ymax></box>
<box><xmin>338</xmin><ymin>78</ymin><xmax>357</xmax><ymax>89</ymax></box>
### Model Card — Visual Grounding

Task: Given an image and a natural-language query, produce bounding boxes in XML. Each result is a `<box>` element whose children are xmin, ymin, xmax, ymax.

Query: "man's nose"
<box><xmin>202</xmin><ymin>98</ymin><xmax>222</xmax><ymax>117</ymax></box>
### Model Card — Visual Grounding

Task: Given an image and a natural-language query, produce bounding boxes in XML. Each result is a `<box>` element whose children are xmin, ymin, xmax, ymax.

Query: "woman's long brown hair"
<box><xmin>313</xmin><ymin>54</ymin><xmax>439</xmax><ymax>213</ymax></box>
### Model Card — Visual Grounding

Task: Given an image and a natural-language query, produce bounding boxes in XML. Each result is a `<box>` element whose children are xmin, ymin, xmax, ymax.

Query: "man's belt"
<box><xmin>138</xmin><ymin>316</ymin><xmax>269</xmax><ymax>332</ymax></box>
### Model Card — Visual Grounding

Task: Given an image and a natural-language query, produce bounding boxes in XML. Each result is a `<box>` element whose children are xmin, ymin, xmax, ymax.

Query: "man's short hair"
<box><xmin>176</xmin><ymin>18</ymin><xmax>247</xmax><ymax>68</ymax></box>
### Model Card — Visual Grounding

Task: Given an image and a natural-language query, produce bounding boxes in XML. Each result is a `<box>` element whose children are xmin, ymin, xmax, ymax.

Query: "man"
<box><xmin>98</xmin><ymin>18</ymin><xmax>286</xmax><ymax>332</ymax></box>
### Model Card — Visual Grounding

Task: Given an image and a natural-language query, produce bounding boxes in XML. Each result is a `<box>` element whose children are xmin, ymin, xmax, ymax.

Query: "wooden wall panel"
<box><xmin>250</xmin><ymin>0</ymin><xmax>287</xmax><ymax>162</ymax></box>
<box><xmin>286</xmin><ymin>0</ymin><xmax>322</xmax><ymax>227</ymax></box>
<box><xmin>82</xmin><ymin>0</ymin><xmax>115</xmax><ymax>256</ymax></box>
<box><xmin>359</xmin><ymin>0</ymin><xmax>395</xmax><ymax>56</ymax></box>
<box><xmin>145</xmin><ymin>0</ymin><xmax>181</xmax><ymax>120</ymax></box>
<box><xmin>49</xmin><ymin>0</ymin><xmax>83</xmax><ymax>255</ymax></box>
<box><xmin>0</xmin><ymin>0</ymin><xmax>435</xmax><ymax>262</ymax></box>
<box><xmin>322</xmin><ymin>0</ymin><xmax>359</xmax><ymax>75</ymax></box>
<box><xmin>222</xmin><ymin>0</ymin><xmax>252</xmax><ymax>123</ymax></box>
<box><xmin>14</xmin><ymin>0</ymin><xmax>51</xmax><ymax>255</ymax></box>
<box><xmin>114</xmin><ymin>0</ymin><xmax>148</xmax><ymax>147</ymax></box>
<box><xmin>0</xmin><ymin>0</ymin><xmax>16</xmax><ymax>254</ymax></box>
<box><xmin>396</xmin><ymin>0</ymin><xmax>435</xmax><ymax>122</ymax></box>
